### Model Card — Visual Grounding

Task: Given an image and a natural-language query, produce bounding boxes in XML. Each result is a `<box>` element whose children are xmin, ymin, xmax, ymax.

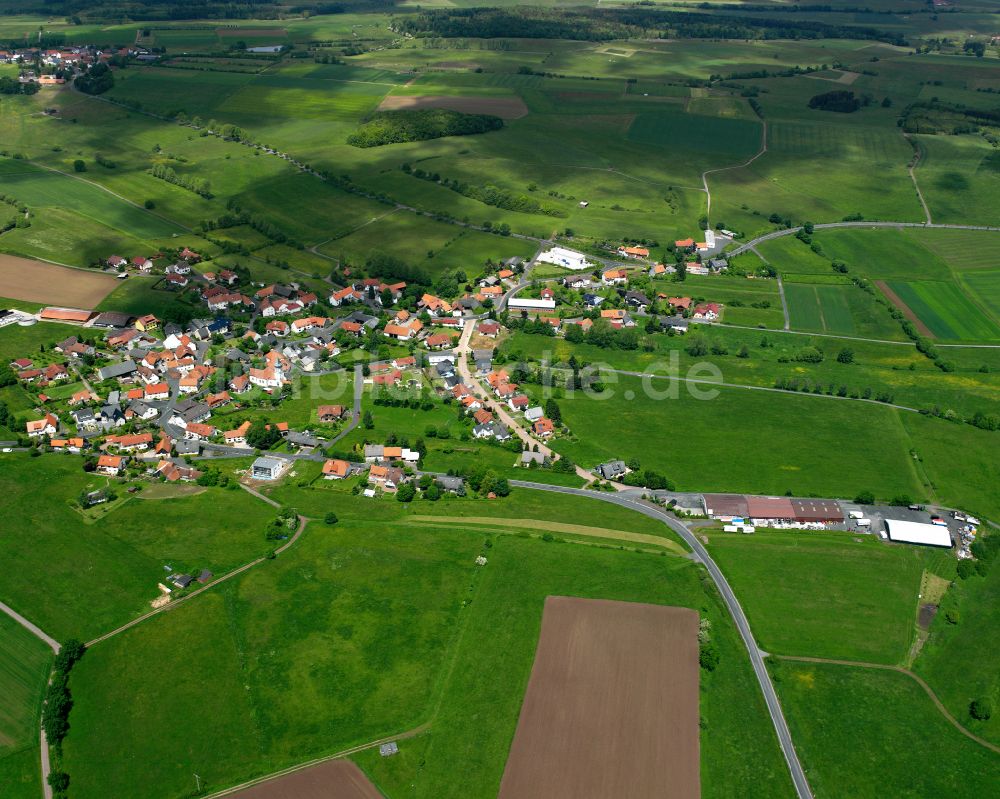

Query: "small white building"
<box><xmin>535</xmin><ymin>247</ymin><xmax>592</xmax><ymax>271</ymax></box>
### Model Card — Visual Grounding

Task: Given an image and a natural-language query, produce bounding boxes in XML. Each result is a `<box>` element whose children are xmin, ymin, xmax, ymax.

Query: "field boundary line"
<box><xmin>84</xmin><ymin>515</ymin><xmax>307</xmax><ymax>648</ymax></box>
<box><xmin>201</xmin><ymin>723</ymin><xmax>430</xmax><ymax>799</ymax></box>
<box><xmin>597</xmin><ymin>367</ymin><xmax>922</xmax><ymax>414</ymax></box>
<box><xmin>775</xmin><ymin>655</ymin><xmax>1000</xmax><ymax>756</ymax></box>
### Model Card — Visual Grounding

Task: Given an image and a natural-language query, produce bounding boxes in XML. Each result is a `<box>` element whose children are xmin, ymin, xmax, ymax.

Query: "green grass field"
<box><xmin>0</xmin><ymin>613</ymin><xmax>51</xmax><ymax>754</ymax></box>
<box><xmin>707</xmin><ymin>530</ymin><xmax>932</xmax><ymax>664</ymax></box>
<box><xmin>63</xmin><ymin>491</ymin><xmax>794</xmax><ymax>799</ymax></box>
<box><xmin>785</xmin><ymin>283</ymin><xmax>857</xmax><ymax>335</ymax></box>
<box><xmin>550</xmin><ymin>374</ymin><xmax>925</xmax><ymax>501</ymax></box>
<box><xmin>916</xmin><ymin>555</ymin><xmax>1000</xmax><ymax>746</ymax></box>
<box><xmin>775</xmin><ymin>661</ymin><xmax>1000</xmax><ymax>798</ymax></box>
<box><xmin>0</xmin><ymin>455</ymin><xmax>276</xmax><ymax>641</ymax></box>
<box><xmin>885</xmin><ymin>280</ymin><xmax>1000</xmax><ymax>341</ymax></box>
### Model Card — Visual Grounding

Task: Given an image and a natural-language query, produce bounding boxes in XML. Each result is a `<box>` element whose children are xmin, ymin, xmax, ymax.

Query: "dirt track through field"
<box><xmin>498</xmin><ymin>597</ymin><xmax>700</xmax><ymax>799</ymax></box>
<box><xmin>378</xmin><ymin>94</ymin><xmax>529</xmax><ymax>120</ymax></box>
<box><xmin>875</xmin><ymin>280</ymin><xmax>934</xmax><ymax>338</ymax></box>
<box><xmin>219</xmin><ymin>760</ymin><xmax>382</xmax><ymax>799</ymax></box>
<box><xmin>0</xmin><ymin>254</ymin><xmax>117</xmax><ymax>307</ymax></box>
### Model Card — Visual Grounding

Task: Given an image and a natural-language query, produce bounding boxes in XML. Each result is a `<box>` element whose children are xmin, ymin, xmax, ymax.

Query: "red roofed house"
<box><xmin>96</xmin><ymin>454</ymin><xmax>127</xmax><ymax>476</ymax></box>
<box><xmin>26</xmin><ymin>413</ymin><xmax>58</xmax><ymax>438</ymax></box>
<box><xmin>107</xmin><ymin>432</ymin><xmax>153</xmax><ymax>452</ymax></box>
<box><xmin>533</xmin><ymin>417</ymin><xmax>555</xmax><ymax>438</ymax></box>
<box><xmin>474</xmin><ymin>409</ymin><xmax>493</xmax><ymax>425</ymax></box>
<box><xmin>618</xmin><ymin>245</ymin><xmax>650</xmax><ymax>259</ymax></box>
<box><xmin>602</xmin><ymin>269</ymin><xmax>628</xmax><ymax>286</ymax></box>
<box><xmin>224</xmin><ymin>421</ymin><xmax>252</xmax><ymax>445</ymax></box>
<box><xmin>206</xmin><ymin>391</ymin><xmax>232</xmax><ymax>409</ymax></box>
<box><xmin>674</xmin><ymin>238</ymin><xmax>695</xmax><ymax>250</ymax></box>
<box><xmin>230</xmin><ymin>374</ymin><xmax>250</xmax><ymax>394</ymax></box>
<box><xmin>693</xmin><ymin>302</ymin><xmax>721</xmax><ymax>321</ymax></box>
<box><xmin>478</xmin><ymin>322</ymin><xmax>500</xmax><ymax>338</ymax></box>
<box><xmin>322</xmin><ymin>459</ymin><xmax>351</xmax><ymax>480</ymax></box>
<box><xmin>424</xmin><ymin>332</ymin><xmax>453</xmax><ymax>350</ymax></box>
<box><xmin>668</xmin><ymin>297</ymin><xmax>692</xmax><ymax>311</ymax></box>
<box><xmin>392</xmin><ymin>356</ymin><xmax>416</xmax><ymax>369</ymax></box>
<box><xmin>184</xmin><ymin>422</ymin><xmax>216</xmax><ymax>441</ymax></box>
<box><xmin>509</xmin><ymin>394</ymin><xmax>529</xmax><ymax>412</ymax></box>
<box><xmin>317</xmin><ymin>405</ymin><xmax>345</xmax><ymax>422</ymax></box>
<box><xmin>145</xmin><ymin>383</ymin><xmax>170</xmax><ymax>400</ymax></box>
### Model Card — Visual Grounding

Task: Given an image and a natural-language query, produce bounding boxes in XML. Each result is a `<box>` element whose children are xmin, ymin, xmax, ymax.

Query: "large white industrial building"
<box><xmin>884</xmin><ymin>519</ymin><xmax>952</xmax><ymax>548</ymax></box>
<box><xmin>535</xmin><ymin>247</ymin><xmax>592</xmax><ymax>271</ymax></box>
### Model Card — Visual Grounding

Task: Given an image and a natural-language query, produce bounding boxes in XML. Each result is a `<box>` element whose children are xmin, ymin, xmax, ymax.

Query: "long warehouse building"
<box><xmin>884</xmin><ymin>519</ymin><xmax>952</xmax><ymax>548</ymax></box>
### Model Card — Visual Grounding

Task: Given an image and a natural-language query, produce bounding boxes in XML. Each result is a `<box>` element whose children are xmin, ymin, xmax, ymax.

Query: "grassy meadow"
<box><xmin>0</xmin><ymin>454</ymin><xmax>276</xmax><ymax>642</ymax></box>
<box><xmin>706</xmin><ymin>530</ymin><xmax>937</xmax><ymax>664</ymax></box>
<box><xmin>63</xmin><ymin>492</ymin><xmax>794</xmax><ymax>799</ymax></box>
<box><xmin>774</xmin><ymin>661</ymin><xmax>1000</xmax><ymax>798</ymax></box>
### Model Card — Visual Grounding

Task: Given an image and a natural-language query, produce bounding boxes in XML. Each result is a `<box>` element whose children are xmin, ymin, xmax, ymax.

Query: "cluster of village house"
<box><xmin>5</xmin><ymin>231</ymin><xmax>735</xmax><ymax>492</ymax></box>
<box><xmin>0</xmin><ymin>44</ymin><xmax>158</xmax><ymax>84</ymax></box>
<box><xmin>5</xmin><ymin>260</ymin><xmax>554</xmax><ymax>491</ymax></box>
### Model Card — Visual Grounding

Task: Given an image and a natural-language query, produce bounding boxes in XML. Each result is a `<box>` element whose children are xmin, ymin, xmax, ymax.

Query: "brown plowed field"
<box><xmin>0</xmin><ymin>254</ymin><xmax>116</xmax><ymax>307</ymax></box>
<box><xmin>377</xmin><ymin>94</ymin><xmax>528</xmax><ymax>120</ymax></box>
<box><xmin>875</xmin><ymin>280</ymin><xmax>934</xmax><ymax>338</ymax></box>
<box><xmin>220</xmin><ymin>760</ymin><xmax>382</xmax><ymax>799</ymax></box>
<box><xmin>498</xmin><ymin>597</ymin><xmax>700</xmax><ymax>799</ymax></box>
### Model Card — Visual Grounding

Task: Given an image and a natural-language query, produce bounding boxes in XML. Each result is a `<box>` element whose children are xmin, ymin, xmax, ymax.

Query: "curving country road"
<box><xmin>510</xmin><ymin>479</ymin><xmax>814</xmax><ymax>799</ymax></box>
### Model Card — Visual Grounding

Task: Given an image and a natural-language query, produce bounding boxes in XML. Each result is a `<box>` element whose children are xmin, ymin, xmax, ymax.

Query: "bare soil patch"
<box><xmin>0</xmin><ymin>254</ymin><xmax>116</xmax><ymax>307</ymax></box>
<box><xmin>875</xmin><ymin>280</ymin><xmax>934</xmax><ymax>338</ymax></box>
<box><xmin>216</xmin><ymin>27</ymin><xmax>287</xmax><ymax>38</ymax></box>
<box><xmin>918</xmin><ymin>603</ymin><xmax>938</xmax><ymax>631</ymax></box>
<box><xmin>378</xmin><ymin>94</ymin><xmax>528</xmax><ymax>120</ymax></box>
<box><xmin>222</xmin><ymin>760</ymin><xmax>382</xmax><ymax>799</ymax></box>
<box><xmin>804</xmin><ymin>69</ymin><xmax>860</xmax><ymax>85</ymax></box>
<box><xmin>498</xmin><ymin>597</ymin><xmax>700</xmax><ymax>799</ymax></box>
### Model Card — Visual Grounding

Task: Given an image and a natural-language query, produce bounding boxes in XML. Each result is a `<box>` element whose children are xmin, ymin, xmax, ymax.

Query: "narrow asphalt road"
<box><xmin>455</xmin><ymin>320</ymin><xmax>596</xmax><ymax>483</ymax></box>
<box><xmin>328</xmin><ymin>363</ymin><xmax>364</xmax><ymax>447</ymax></box>
<box><xmin>510</xmin><ymin>480</ymin><xmax>813</xmax><ymax>799</ymax></box>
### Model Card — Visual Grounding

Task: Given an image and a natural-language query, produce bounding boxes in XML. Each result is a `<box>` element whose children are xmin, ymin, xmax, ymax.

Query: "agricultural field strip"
<box><xmin>703</xmin><ymin>119</ymin><xmax>768</xmax><ymax>219</ymax></box>
<box><xmin>69</xmin><ymin>89</ymin><xmax>551</xmax><ymax>246</ymax></box>
<box><xmin>509</xmin><ymin>480</ymin><xmax>813</xmax><ymax>799</ymax></box>
<box><xmin>777</xmin><ymin>656</ymin><xmax>1000</xmax><ymax>756</ymax></box>
<box><xmin>17</xmin><ymin>158</ymin><xmax>191</xmax><ymax>236</ymax></box>
<box><xmin>83</xmin><ymin>515</ymin><xmax>307</xmax><ymax>648</ymax></box>
<box><xmin>405</xmin><ymin>515</ymin><xmax>687</xmax><ymax>554</ymax></box>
